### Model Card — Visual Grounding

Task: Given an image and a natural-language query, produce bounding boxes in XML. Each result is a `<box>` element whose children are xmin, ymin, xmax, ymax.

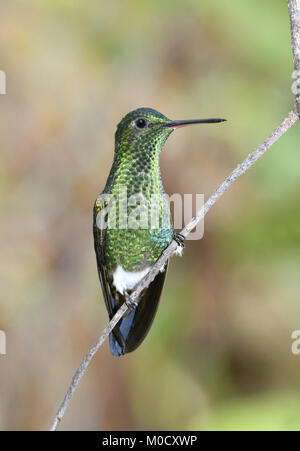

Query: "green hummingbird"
<box><xmin>93</xmin><ymin>108</ymin><xmax>225</xmax><ymax>356</ymax></box>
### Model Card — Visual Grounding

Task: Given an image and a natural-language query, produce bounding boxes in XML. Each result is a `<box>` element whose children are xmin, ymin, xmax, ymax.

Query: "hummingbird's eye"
<box><xmin>134</xmin><ymin>118</ymin><xmax>148</xmax><ymax>130</ymax></box>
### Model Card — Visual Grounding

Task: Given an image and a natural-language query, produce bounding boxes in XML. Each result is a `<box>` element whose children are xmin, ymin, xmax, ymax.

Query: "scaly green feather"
<box><xmin>94</xmin><ymin>108</ymin><xmax>174</xmax><ymax>273</ymax></box>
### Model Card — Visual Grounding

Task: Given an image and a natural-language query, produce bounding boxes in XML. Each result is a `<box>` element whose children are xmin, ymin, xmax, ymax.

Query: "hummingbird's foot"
<box><xmin>173</xmin><ymin>232</ymin><xmax>185</xmax><ymax>255</ymax></box>
<box><xmin>173</xmin><ymin>232</ymin><xmax>185</xmax><ymax>248</ymax></box>
<box><xmin>124</xmin><ymin>292</ymin><xmax>138</xmax><ymax>313</ymax></box>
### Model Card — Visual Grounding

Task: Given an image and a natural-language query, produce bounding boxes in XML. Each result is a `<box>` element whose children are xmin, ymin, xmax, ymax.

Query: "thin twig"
<box><xmin>50</xmin><ymin>109</ymin><xmax>299</xmax><ymax>431</ymax></box>
<box><xmin>50</xmin><ymin>1</ymin><xmax>300</xmax><ymax>431</ymax></box>
<box><xmin>287</xmin><ymin>0</ymin><xmax>300</xmax><ymax>113</ymax></box>
<box><xmin>50</xmin><ymin>303</ymin><xmax>128</xmax><ymax>431</ymax></box>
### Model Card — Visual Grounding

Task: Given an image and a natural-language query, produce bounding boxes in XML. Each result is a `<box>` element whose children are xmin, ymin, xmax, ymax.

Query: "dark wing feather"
<box><xmin>93</xmin><ymin>202</ymin><xmax>168</xmax><ymax>356</ymax></box>
<box><xmin>93</xmin><ymin>203</ymin><xmax>113</xmax><ymax>316</ymax></box>
<box><xmin>111</xmin><ymin>263</ymin><xmax>168</xmax><ymax>355</ymax></box>
<box><xmin>93</xmin><ymin>202</ymin><xmax>126</xmax><ymax>355</ymax></box>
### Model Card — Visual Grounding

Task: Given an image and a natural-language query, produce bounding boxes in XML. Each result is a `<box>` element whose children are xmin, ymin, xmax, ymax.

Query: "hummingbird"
<box><xmin>93</xmin><ymin>108</ymin><xmax>225</xmax><ymax>356</ymax></box>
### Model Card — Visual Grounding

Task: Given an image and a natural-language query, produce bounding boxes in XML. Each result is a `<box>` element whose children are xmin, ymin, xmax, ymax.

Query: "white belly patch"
<box><xmin>113</xmin><ymin>265</ymin><xmax>150</xmax><ymax>294</ymax></box>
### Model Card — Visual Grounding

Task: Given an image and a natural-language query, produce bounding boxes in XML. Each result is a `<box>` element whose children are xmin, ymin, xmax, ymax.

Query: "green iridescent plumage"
<box><xmin>94</xmin><ymin>108</ymin><xmax>174</xmax><ymax>273</ymax></box>
<box><xmin>93</xmin><ymin>107</ymin><xmax>225</xmax><ymax>356</ymax></box>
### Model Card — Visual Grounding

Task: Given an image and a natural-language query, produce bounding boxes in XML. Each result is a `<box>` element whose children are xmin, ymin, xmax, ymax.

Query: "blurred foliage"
<box><xmin>0</xmin><ymin>0</ymin><xmax>300</xmax><ymax>430</ymax></box>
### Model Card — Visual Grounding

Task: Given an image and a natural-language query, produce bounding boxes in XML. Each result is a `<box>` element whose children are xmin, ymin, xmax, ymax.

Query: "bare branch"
<box><xmin>287</xmin><ymin>0</ymin><xmax>300</xmax><ymax>113</ymax></box>
<box><xmin>49</xmin><ymin>1</ymin><xmax>300</xmax><ymax>432</ymax></box>
<box><xmin>50</xmin><ymin>302</ymin><xmax>128</xmax><ymax>431</ymax></box>
<box><xmin>50</xmin><ymin>109</ymin><xmax>298</xmax><ymax>431</ymax></box>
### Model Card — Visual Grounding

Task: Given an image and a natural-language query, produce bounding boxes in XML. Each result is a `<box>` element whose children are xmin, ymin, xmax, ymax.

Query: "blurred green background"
<box><xmin>1</xmin><ymin>0</ymin><xmax>300</xmax><ymax>431</ymax></box>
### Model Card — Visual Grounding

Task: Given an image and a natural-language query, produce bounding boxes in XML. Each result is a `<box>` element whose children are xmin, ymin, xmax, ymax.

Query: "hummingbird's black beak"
<box><xmin>163</xmin><ymin>118</ymin><xmax>226</xmax><ymax>128</ymax></box>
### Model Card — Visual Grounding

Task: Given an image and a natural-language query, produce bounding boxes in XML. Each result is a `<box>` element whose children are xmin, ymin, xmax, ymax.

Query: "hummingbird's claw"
<box><xmin>173</xmin><ymin>232</ymin><xmax>185</xmax><ymax>248</ymax></box>
<box><xmin>124</xmin><ymin>292</ymin><xmax>138</xmax><ymax>313</ymax></box>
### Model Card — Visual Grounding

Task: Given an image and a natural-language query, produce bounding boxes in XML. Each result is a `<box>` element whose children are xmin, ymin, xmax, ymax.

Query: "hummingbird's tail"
<box><xmin>109</xmin><ymin>331</ymin><xmax>124</xmax><ymax>357</ymax></box>
<box><xmin>109</xmin><ymin>263</ymin><xmax>168</xmax><ymax>356</ymax></box>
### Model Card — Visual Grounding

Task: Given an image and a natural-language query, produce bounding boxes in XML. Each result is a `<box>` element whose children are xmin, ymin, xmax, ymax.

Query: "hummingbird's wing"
<box><xmin>93</xmin><ymin>201</ymin><xmax>169</xmax><ymax>356</ymax></box>
<box><xmin>93</xmin><ymin>201</ymin><xmax>115</xmax><ymax>317</ymax></box>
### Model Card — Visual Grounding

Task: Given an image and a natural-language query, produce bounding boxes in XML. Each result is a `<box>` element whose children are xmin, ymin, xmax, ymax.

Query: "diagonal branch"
<box><xmin>50</xmin><ymin>0</ymin><xmax>300</xmax><ymax>433</ymax></box>
<box><xmin>49</xmin><ymin>109</ymin><xmax>299</xmax><ymax>431</ymax></box>
<box><xmin>287</xmin><ymin>0</ymin><xmax>300</xmax><ymax>113</ymax></box>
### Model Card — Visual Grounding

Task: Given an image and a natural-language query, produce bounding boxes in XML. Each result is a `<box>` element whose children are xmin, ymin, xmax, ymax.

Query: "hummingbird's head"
<box><xmin>115</xmin><ymin>108</ymin><xmax>172</xmax><ymax>154</ymax></box>
<box><xmin>114</xmin><ymin>107</ymin><xmax>226</xmax><ymax>159</ymax></box>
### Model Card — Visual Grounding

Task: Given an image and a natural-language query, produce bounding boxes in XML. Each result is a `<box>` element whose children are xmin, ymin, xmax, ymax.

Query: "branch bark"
<box><xmin>288</xmin><ymin>0</ymin><xmax>300</xmax><ymax>114</ymax></box>
<box><xmin>50</xmin><ymin>109</ymin><xmax>298</xmax><ymax>431</ymax></box>
<box><xmin>50</xmin><ymin>1</ymin><xmax>300</xmax><ymax>432</ymax></box>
